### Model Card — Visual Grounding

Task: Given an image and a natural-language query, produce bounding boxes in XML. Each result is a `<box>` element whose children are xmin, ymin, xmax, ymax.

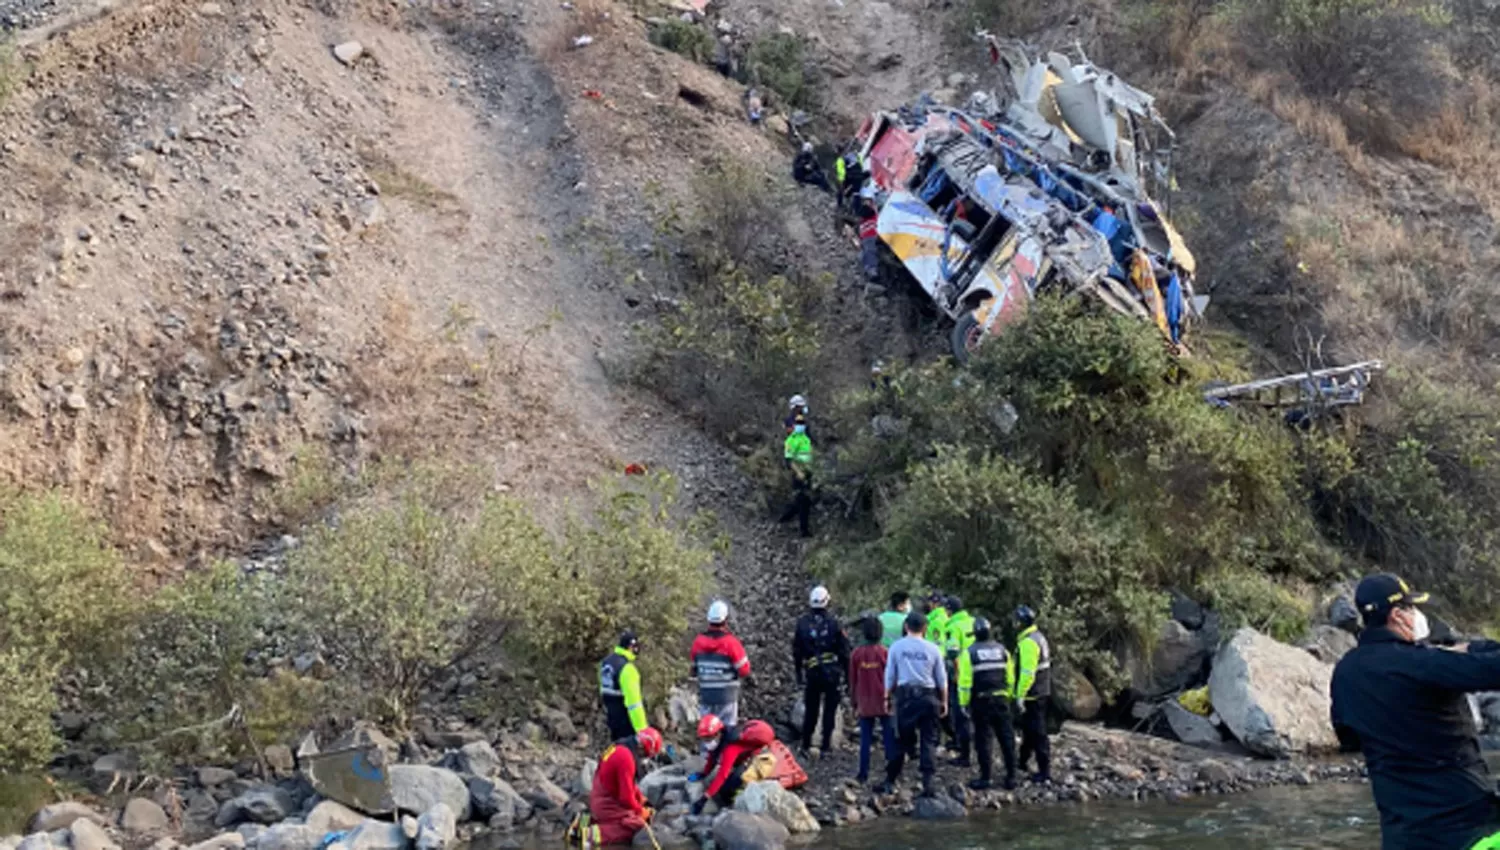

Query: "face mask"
<box><xmin>704</xmin><ymin>739</ymin><xmax>719</xmax><ymax>753</ymax></box>
<box><xmin>1411</xmin><ymin>608</ymin><xmax>1430</xmax><ymax>642</ymax></box>
<box><xmin>794</xmin><ymin>425</ymin><xmax>807</xmax><ymax>435</ymax></box>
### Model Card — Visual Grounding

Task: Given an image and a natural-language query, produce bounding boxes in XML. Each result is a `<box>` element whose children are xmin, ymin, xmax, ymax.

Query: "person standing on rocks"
<box><xmin>600</xmin><ymin>631</ymin><xmax>648</xmax><ymax>744</ymax></box>
<box><xmin>793</xmin><ymin>585</ymin><xmax>851</xmax><ymax>758</ymax></box>
<box><xmin>944</xmin><ymin>596</ymin><xmax>976</xmax><ymax>766</ymax></box>
<box><xmin>779</xmin><ymin>415</ymin><xmax>814</xmax><ymax>538</ymax></box>
<box><xmin>1331</xmin><ymin>573</ymin><xmax>1500</xmax><ymax>850</ymax></box>
<box><xmin>879</xmin><ymin>610</ymin><xmax>947</xmax><ymax>797</ymax></box>
<box><xmin>850</xmin><ymin>615</ymin><xmax>896</xmax><ymax>784</ymax></box>
<box><xmin>961</xmin><ymin>617</ymin><xmax>1018</xmax><ymax>790</ymax></box>
<box><xmin>577</xmin><ymin>727</ymin><xmax>663</xmax><ymax>847</ymax></box>
<box><xmin>690</xmin><ymin>600</ymin><xmax>752</xmax><ymax>739</ymax></box>
<box><xmin>1013</xmin><ymin>605</ymin><xmax>1052</xmax><ymax>784</ymax></box>
<box><xmin>879</xmin><ymin>592</ymin><xmax>912</xmax><ymax>648</ymax></box>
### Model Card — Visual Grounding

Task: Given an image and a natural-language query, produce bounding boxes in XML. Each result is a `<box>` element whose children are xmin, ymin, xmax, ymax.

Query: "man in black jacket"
<box><xmin>792</xmin><ymin>585</ymin><xmax>851</xmax><ymax>757</ymax></box>
<box><xmin>1331</xmin><ymin>573</ymin><xmax>1500</xmax><ymax>850</ymax></box>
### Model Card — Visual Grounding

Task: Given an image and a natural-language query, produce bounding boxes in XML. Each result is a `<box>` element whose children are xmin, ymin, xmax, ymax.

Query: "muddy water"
<box><xmin>816</xmin><ymin>782</ymin><xmax>1379</xmax><ymax>849</ymax></box>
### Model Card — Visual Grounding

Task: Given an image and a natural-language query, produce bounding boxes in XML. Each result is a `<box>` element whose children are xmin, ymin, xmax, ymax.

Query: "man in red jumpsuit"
<box><xmin>588</xmin><ymin>727</ymin><xmax>663</xmax><ymax>845</ymax></box>
<box><xmin>691</xmin><ymin>715</ymin><xmax>775</xmax><ymax>814</ymax></box>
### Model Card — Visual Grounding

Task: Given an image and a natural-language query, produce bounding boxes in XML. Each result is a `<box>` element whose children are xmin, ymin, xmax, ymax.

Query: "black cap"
<box><xmin>973</xmin><ymin>617</ymin><xmax>991</xmax><ymax>641</ymax></box>
<box><xmin>1354</xmin><ymin>574</ymin><xmax>1428</xmax><ymax>623</ymax></box>
<box><xmin>619</xmin><ymin>630</ymin><xmax>639</xmax><ymax>650</ymax></box>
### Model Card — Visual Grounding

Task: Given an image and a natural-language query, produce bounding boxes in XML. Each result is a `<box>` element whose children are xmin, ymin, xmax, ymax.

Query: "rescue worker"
<box><xmin>1013</xmin><ymin>605</ymin><xmax>1052</xmax><ymax>783</ymax></box>
<box><xmin>961</xmin><ymin>617</ymin><xmax>1017</xmax><ymax>790</ymax></box>
<box><xmin>792</xmin><ymin>585</ymin><xmax>851</xmax><ymax>757</ymax></box>
<box><xmin>783</xmin><ymin>394</ymin><xmax>809</xmax><ymax>435</ymax></box>
<box><xmin>837</xmin><ymin>151</ymin><xmax>867</xmax><ymax>211</ymax></box>
<box><xmin>690</xmin><ymin>600</ymin><xmax>752</xmax><ymax>735</ymax></box>
<box><xmin>855</xmin><ymin>191</ymin><xmax>881</xmax><ymax>283</ymax></box>
<box><xmin>878</xmin><ymin>610</ymin><xmax>947</xmax><ymax>797</ymax></box>
<box><xmin>599</xmin><ymin>631</ymin><xmax>647</xmax><ymax>744</ymax></box>
<box><xmin>580</xmin><ymin>727</ymin><xmax>663</xmax><ymax>847</ymax></box>
<box><xmin>792</xmin><ymin>142</ymin><xmax>832</xmax><ymax>193</ymax></box>
<box><xmin>1331</xmin><ymin>573</ymin><xmax>1500</xmax><ymax>850</ymax></box>
<box><xmin>925</xmin><ymin>592</ymin><xmax>950</xmax><ymax>650</ymax></box>
<box><xmin>879</xmin><ymin>592</ymin><xmax>912</xmax><ymax>648</ymax></box>
<box><xmin>778</xmin><ymin>414</ymin><xmax>813</xmax><ymax>537</ymax></box>
<box><xmin>691</xmin><ymin>715</ymin><xmax>777</xmax><ymax>814</ymax></box>
<box><xmin>944</xmin><ymin>596</ymin><xmax>976</xmax><ymax>765</ymax></box>
<box><xmin>712</xmin><ymin>33</ymin><xmax>736</xmax><ymax>78</ymax></box>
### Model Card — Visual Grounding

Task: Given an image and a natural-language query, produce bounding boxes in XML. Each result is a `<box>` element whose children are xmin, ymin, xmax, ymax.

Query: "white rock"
<box><xmin>1208</xmin><ymin>627</ymin><xmax>1338</xmax><ymax>757</ymax></box>
<box><xmin>121</xmin><ymin>798</ymin><xmax>170</xmax><ymax>834</ymax></box>
<box><xmin>389</xmin><ymin>766</ymin><xmax>470</xmax><ymax>821</ymax></box>
<box><xmin>305</xmin><ymin>801</ymin><xmax>364</xmax><ymax>835</ymax></box>
<box><xmin>29</xmin><ymin>804</ymin><xmax>103</xmax><ymax>834</ymax></box>
<box><xmin>186</xmin><ymin>834</ymin><xmax>245</xmax><ymax>850</ymax></box>
<box><xmin>17</xmin><ymin>832</ymin><xmax>55</xmax><ymax>850</ymax></box>
<box><xmin>332</xmin><ymin>42</ymin><xmax>364</xmax><ymax>66</ymax></box>
<box><xmin>251</xmin><ymin>824</ymin><xmax>319</xmax><ymax>850</ymax></box>
<box><xmin>68</xmin><ymin>820</ymin><xmax>119</xmax><ymax>850</ymax></box>
<box><xmin>340</xmin><ymin>821</ymin><xmax>407</xmax><ymax>850</ymax></box>
<box><xmin>414</xmin><ymin>805</ymin><xmax>455</xmax><ymax>850</ymax></box>
<box><xmin>733</xmin><ymin>782</ymin><xmax>818</xmax><ymax>834</ymax></box>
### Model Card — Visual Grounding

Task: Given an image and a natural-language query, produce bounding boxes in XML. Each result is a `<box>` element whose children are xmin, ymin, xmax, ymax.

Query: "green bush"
<box><xmin>649</xmin><ymin>19</ymin><xmax>714</xmax><ymax>63</ymax></box>
<box><xmin>1198</xmin><ymin>568</ymin><xmax>1312</xmax><ymax>643</ymax></box>
<box><xmin>746</xmin><ymin>33</ymin><xmax>818</xmax><ymax>110</ymax></box>
<box><xmin>0</xmin><ymin>491</ymin><xmax>131</xmax><ymax>770</ymax></box>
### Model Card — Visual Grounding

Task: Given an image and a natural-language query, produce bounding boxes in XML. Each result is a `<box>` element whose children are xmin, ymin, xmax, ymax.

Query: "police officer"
<box><xmin>1332</xmin><ymin>574</ymin><xmax>1500</xmax><ymax>850</ymax></box>
<box><xmin>600</xmin><ymin>631</ymin><xmax>647</xmax><ymax>744</ymax></box>
<box><xmin>1013</xmin><ymin>605</ymin><xmax>1052</xmax><ymax>783</ymax></box>
<box><xmin>961</xmin><ymin>617</ymin><xmax>1017</xmax><ymax>790</ymax></box>
<box><xmin>793</xmin><ymin>585</ymin><xmax>851</xmax><ymax>757</ymax></box>
<box><xmin>944</xmin><ymin>596</ymin><xmax>976</xmax><ymax>765</ymax></box>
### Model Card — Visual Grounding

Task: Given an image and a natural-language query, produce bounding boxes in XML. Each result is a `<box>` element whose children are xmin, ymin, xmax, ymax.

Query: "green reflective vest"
<box><xmin>784</xmin><ymin>431</ymin><xmax>812</xmax><ymax>466</ymax></box>
<box><xmin>945</xmin><ymin>610</ymin><xmax>976</xmax><ymax>661</ymax></box>
<box><xmin>878</xmin><ymin>610</ymin><xmax>906</xmax><ymax>647</ymax></box>
<box><xmin>926</xmin><ymin>607</ymin><xmax>949</xmax><ymax>649</ymax></box>
<box><xmin>834</xmin><ymin>156</ymin><xmax>847</xmax><ymax>185</ymax></box>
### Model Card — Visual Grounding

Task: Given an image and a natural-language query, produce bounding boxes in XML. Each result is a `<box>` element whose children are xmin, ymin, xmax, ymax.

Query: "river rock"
<box><xmin>69</xmin><ymin>819</ymin><xmax>119</xmax><ymax>850</ymax></box>
<box><xmin>455</xmin><ymin>741</ymin><xmax>501</xmax><ymax>779</ymax></box>
<box><xmin>518</xmin><ymin>778</ymin><xmax>569</xmax><ymax>812</ymax></box>
<box><xmin>332</xmin><ymin>42</ymin><xmax>363</xmax><ymax>65</ymax></box>
<box><xmin>1197</xmin><ymin>761</ymin><xmax>1234</xmax><ymax>785</ymax></box>
<box><xmin>911</xmin><ymin>795</ymin><xmax>966</xmax><ymax>820</ymax></box>
<box><xmin>1130</xmin><ymin>620</ymin><xmax>1210</xmax><ymax>698</ymax></box>
<box><xmin>1208</xmin><ymin>627</ymin><xmax>1338</xmax><ymax>757</ymax></box>
<box><xmin>389</xmin><ymin>766</ymin><xmax>471</xmax><ymax>821</ymax></box>
<box><xmin>577</xmin><ymin>760</ymin><xmax>598</xmax><ymax>796</ymax></box>
<box><xmin>332</xmin><ymin>724</ymin><xmax>400</xmax><ymax>761</ymax></box>
<box><xmin>414</xmin><ymin>805</ymin><xmax>455</xmax><ymax>850</ymax></box>
<box><xmin>1301</xmin><ymin>625</ymin><xmax>1358</xmax><ymax>664</ymax></box>
<box><xmin>1328</xmin><ymin>595</ymin><xmax>1360</xmax><ymax>634</ymax></box>
<box><xmin>639</xmin><ymin>767</ymin><xmax>688</xmax><ymax>808</ymax></box>
<box><xmin>711</xmin><ymin>812</ymin><xmax>787</xmax><ymax>850</ymax></box>
<box><xmin>252</xmin><ymin>824</ymin><xmax>319</xmax><ymax>850</ymax></box>
<box><xmin>1162</xmin><ymin>700</ymin><xmax>1222</xmax><ymax>747</ymax></box>
<box><xmin>536</xmin><ymin>708</ymin><xmax>576</xmax><ymax>742</ymax></box>
<box><xmin>1169</xmin><ymin>591</ymin><xmax>1207</xmax><ymax>630</ymax></box>
<box><xmin>29</xmin><ymin>803</ymin><xmax>104</xmax><ymax>833</ymax></box>
<box><xmin>187</xmin><ymin>834</ymin><xmax>245</xmax><ymax>850</ymax></box>
<box><xmin>17</xmin><ymin>833</ymin><xmax>56</xmax><ymax>850</ymax></box>
<box><xmin>733</xmin><ymin>782</ymin><xmax>818</xmax><ymax>834</ymax></box>
<box><xmin>198</xmin><ymin>768</ymin><xmax>239</xmax><ymax>788</ymax></box>
<box><xmin>121</xmin><ymin>798</ymin><xmax>170</xmax><ymax>835</ymax></box>
<box><xmin>1051</xmin><ymin>664</ymin><xmax>1102</xmax><ymax>720</ymax></box>
<box><xmin>216</xmin><ymin>788</ymin><xmax>295</xmax><ymax>827</ymax></box>
<box><xmin>337</xmin><ymin>821</ymin><xmax>407</xmax><ymax>850</ymax></box>
<box><xmin>467</xmin><ymin>777</ymin><xmax>531</xmax><ymax>824</ymax></box>
<box><xmin>306</xmin><ymin>801</ymin><xmax>365</xmax><ymax>835</ymax></box>
<box><xmin>264</xmin><ymin>746</ymin><xmax>296</xmax><ymax>777</ymax></box>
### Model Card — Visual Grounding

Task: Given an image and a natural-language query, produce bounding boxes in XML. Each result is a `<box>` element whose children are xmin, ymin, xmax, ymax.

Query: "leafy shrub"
<box><xmin>1198</xmin><ymin>568</ymin><xmax>1312</xmax><ymax>643</ymax></box>
<box><xmin>0</xmin><ymin>491</ymin><xmax>131</xmax><ymax>769</ymax></box>
<box><xmin>650</xmin><ymin>19</ymin><xmax>714</xmax><ymax>63</ymax></box>
<box><xmin>746</xmin><ymin>33</ymin><xmax>818</xmax><ymax>110</ymax></box>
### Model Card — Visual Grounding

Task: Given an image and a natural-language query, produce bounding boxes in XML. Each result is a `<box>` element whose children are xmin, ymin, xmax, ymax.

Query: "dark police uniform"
<box><xmin>792</xmin><ymin>608</ymin><xmax>850</xmax><ymax>752</ymax></box>
<box><xmin>967</xmin><ymin>639</ymin><xmax>1018</xmax><ymax>785</ymax></box>
<box><xmin>1332</xmin><ymin>627</ymin><xmax>1500</xmax><ymax>849</ymax></box>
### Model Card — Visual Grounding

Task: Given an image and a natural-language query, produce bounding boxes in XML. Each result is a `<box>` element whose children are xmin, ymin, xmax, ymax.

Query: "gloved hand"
<box><xmin>689</xmin><ymin>798</ymin><xmax>706</xmax><ymax>816</ymax></box>
<box><xmin>642</xmin><ymin>806</ymin><xmax>655</xmax><ymax>823</ymax></box>
<box><xmin>686</xmin><ymin>773</ymin><xmax>702</xmax><ymax>783</ymax></box>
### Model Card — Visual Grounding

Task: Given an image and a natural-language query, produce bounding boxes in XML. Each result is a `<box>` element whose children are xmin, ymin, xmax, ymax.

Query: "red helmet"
<box><xmin>636</xmin><ymin>727</ymin><xmax>664</xmax><ymax>758</ymax></box>
<box><xmin>697</xmin><ymin>714</ymin><xmax>725</xmax><ymax>739</ymax></box>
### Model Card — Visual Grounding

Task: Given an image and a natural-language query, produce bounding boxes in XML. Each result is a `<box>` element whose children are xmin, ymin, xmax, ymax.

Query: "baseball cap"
<box><xmin>1354</xmin><ymin>573</ymin><xmax>1429</xmax><ymax>622</ymax></box>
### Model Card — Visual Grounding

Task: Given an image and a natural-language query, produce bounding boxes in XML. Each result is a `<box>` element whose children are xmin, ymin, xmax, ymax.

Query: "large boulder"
<box><xmin>1130</xmin><ymin>620</ymin><xmax>1211</xmax><ymax>698</ymax></box>
<box><xmin>1301</xmin><ymin>625</ymin><xmax>1358</xmax><ymax>664</ymax></box>
<box><xmin>517</xmin><ymin>777</ymin><xmax>569</xmax><ymax>812</ymax></box>
<box><xmin>1162</xmin><ymin>700</ymin><xmax>1223</xmax><ymax>747</ymax></box>
<box><xmin>639</xmin><ymin>767</ymin><xmax>688</xmax><ymax>809</ymax></box>
<box><xmin>733</xmin><ymin>782</ymin><xmax>818</xmax><ymax>834</ymax></box>
<box><xmin>29</xmin><ymin>803</ymin><xmax>104</xmax><ymax>833</ymax></box>
<box><xmin>1051</xmin><ymin>664</ymin><xmax>1102</xmax><ymax>721</ymax></box>
<box><xmin>454</xmin><ymin>742</ymin><xmax>501</xmax><ymax>779</ymax></box>
<box><xmin>1207</xmin><ymin>627</ymin><xmax>1338</xmax><ymax>757</ymax></box>
<box><xmin>216</xmin><ymin>788</ymin><xmax>296</xmax><ymax>828</ymax></box>
<box><xmin>388</xmin><ymin>766</ymin><xmax>471</xmax><ymax>821</ymax></box>
<box><xmin>911</xmin><ymin>795</ymin><xmax>966</xmax><ymax>820</ymax></box>
<box><xmin>121</xmin><ymin>798</ymin><xmax>171</xmax><ymax>835</ymax></box>
<box><xmin>711</xmin><ymin>812</ymin><xmax>788</xmax><ymax>850</ymax></box>
<box><xmin>68</xmin><ymin>819</ymin><xmax>120</xmax><ymax>850</ymax></box>
<box><xmin>306</xmin><ymin>801</ymin><xmax>366</xmax><ymax>835</ymax></box>
<box><xmin>467</xmin><ymin>777</ymin><xmax>531</xmax><ymax>825</ymax></box>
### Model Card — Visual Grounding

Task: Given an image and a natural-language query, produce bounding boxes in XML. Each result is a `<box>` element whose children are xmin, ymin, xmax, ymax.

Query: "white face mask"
<box><xmin>1411</xmin><ymin>609</ymin><xmax>1431</xmax><ymax>642</ymax></box>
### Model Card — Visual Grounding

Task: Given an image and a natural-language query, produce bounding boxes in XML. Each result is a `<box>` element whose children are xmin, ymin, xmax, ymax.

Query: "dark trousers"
<box><xmin>1018</xmin><ymin>699</ymin><xmax>1051</xmax><ymax>777</ymax></box>
<box><xmin>886</xmin><ymin>687</ymin><xmax>939</xmax><ymax>788</ymax></box>
<box><xmin>801</xmin><ymin>673</ymin><xmax>841</xmax><ymax>750</ymax></box>
<box><xmin>972</xmin><ymin>696</ymin><xmax>1017</xmax><ymax>783</ymax></box>
<box><xmin>856</xmin><ymin>715</ymin><xmax>896</xmax><ymax>781</ymax></box>
<box><xmin>949</xmin><ymin>682</ymin><xmax>971</xmax><ymax>759</ymax></box>
<box><xmin>779</xmin><ymin>487</ymin><xmax>811</xmax><ymax>537</ymax></box>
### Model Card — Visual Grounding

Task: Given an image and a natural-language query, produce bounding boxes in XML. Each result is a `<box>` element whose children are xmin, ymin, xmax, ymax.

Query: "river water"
<box><xmin>818</xmin><ymin>782</ymin><xmax>1379</xmax><ymax>849</ymax></box>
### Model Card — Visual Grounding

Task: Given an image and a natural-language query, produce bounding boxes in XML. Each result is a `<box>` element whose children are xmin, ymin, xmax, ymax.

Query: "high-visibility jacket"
<box><xmin>945</xmin><ymin>610</ymin><xmax>976</xmax><ymax>662</ymax></box>
<box><xmin>834</xmin><ymin>156</ymin><xmax>847</xmax><ymax>185</ymax></box>
<box><xmin>926</xmin><ymin>606</ymin><xmax>949</xmax><ymax>650</ymax></box>
<box><xmin>959</xmin><ymin>640</ymin><xmax>1015</xmax><ymax>708</ymax></box>
<box><xmin>600</xmin><ymin>647</ymin><xmax>647</xmax><ymax>738</ymax></box>
<box><xmin>784</xmin><ymin>431</ymin><xmax>812</xmax><ymax>466</ymax></box>
<box><xmin>1015</xmin><ymin>626</ymin><xmax>1052</xmax><ymax>701</ymax></box>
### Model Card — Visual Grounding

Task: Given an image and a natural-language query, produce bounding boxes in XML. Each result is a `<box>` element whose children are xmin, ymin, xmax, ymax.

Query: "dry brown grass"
<box><xmin>1242</xmin><ymin>73</ymin><xmax>1370</xmax><ymax>177</ymax></box>
<box><xmin>541</xmin><ymin>0</ymin><xmax>614</xmax><ymax>63</ymax></box>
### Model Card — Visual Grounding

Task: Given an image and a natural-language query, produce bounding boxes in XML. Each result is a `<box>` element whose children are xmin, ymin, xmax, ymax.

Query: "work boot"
<box><xmin>948</xmin><ymin>756</ymin><xmax>971</xmax><ymax>767</ymax></box>
<box><xmin>874</xmin><ymin>781</ymin><xmax>896</xmax><ymax>796</ymax></box>
<box><xmin>1002</xmin><ymin>775</ymin><xmax>1017</xmax><ymax>791</ymax></box>
<box><xmin>1029</xmin><ymin>772</ymin><xmax>1052</xmax><ymax>785</ymax></box>
<box><xmin>967</xmin><ymin>778</ymin><xmax>991</xmax><ymax>791</ymax></box>
<box><xmin>919</xmin><ymin>777</ymin><xmax>936</xmax><ymax>798</ymax></box>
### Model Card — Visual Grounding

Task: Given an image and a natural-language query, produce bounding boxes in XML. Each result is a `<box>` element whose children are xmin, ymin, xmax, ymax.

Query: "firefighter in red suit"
<box><xmin>690</xmin><ymin>715</ymin><xmax>775</xmax><ymax>814</ymax></box>
<box><xmin>589</xmin><ymin>727</ymin><xmax>663</xmax><ymax>845</ymax></box>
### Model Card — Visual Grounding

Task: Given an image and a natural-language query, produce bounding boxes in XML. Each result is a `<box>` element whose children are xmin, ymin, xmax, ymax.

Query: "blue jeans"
<box><xmin>857</xmin><ymin>715</ymin><xmax>897</xmax><ymax>781</ymax></box>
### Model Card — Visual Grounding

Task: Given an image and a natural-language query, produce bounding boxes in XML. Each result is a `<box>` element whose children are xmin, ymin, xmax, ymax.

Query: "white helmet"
<box><xmin>707</xmin><ymin>600</ymin><xmax>730</xmax><ymax>625</ymax></box>
<box><xmin>789</xmin><ymin>394</ymin><xmax>807</xmax><ymax>409</ymax></box>
<box><xmin>801</xmin><ymin>142</ymin><xmax>813</xmax><ymax>154</ymax></box>
<box><xmin>809</xmin><ymin>586</ymin><xmax>830</xmax><ymax>609</ymax></box>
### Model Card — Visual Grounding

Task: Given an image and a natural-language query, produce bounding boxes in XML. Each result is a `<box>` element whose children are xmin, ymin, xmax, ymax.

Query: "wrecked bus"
<box><xmin>854</xmin><ymin>42</ymin><xmax>1204</xmax><ymax>361</ymax></box>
